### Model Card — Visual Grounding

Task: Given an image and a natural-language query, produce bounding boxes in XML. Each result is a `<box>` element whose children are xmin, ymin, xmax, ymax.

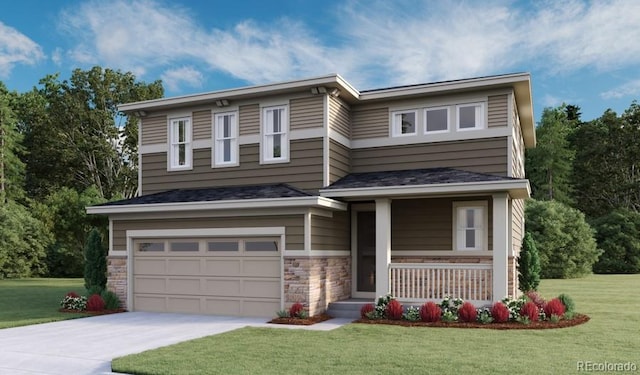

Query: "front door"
<box><xmin>354</xmin><ymin>211</ymin><xmax>376</xmax><ymax>297</ymax></box>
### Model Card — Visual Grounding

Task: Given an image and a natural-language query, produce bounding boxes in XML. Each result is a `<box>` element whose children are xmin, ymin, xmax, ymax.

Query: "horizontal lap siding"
<box><xmin>392</xmin><ymin>197</ymin><xmax>494</xmax><ymax>251</ymax></box>
<box><xmin>512</xmin><ymin>198</ymin><xmax>525</xmax><ymax>255</ymax></box>
<box><xmin>239</xmin><ymin>104</ymin><xmax>260</xmax><ymax>135</ymax></box>
<box><xmin>351</xmin><ymin>137</ymin><xmax>509</xmax><ymax>175</ymax></box>
<box><xmin>193</xmin><ymin>110</ymin><xmax>211</xmax><ymax>140</ymax></box>
<box><xmin>488</xmin><ymin>94</ymin><xmax>508</xmax><ymax>128</ymax></box>
<box><xmin>141</xmin><ymin>138</ymin><xmax>324</xmax><ymax>194</ymax></box>
<box><xmin>329</xmin><ymin>96</ymin><xmax>351</xmax><ymax>138</ymax></box>
<box><xmin>141</xmin><ymin>115</ymin><xmax>167</xmax><ymax>145</ymax></box>
<box><xmin>311</xmin><ymin>211</ymin><xmax>350</xmax><ymax>250</ymax></box>
<box><xmin>290</xmin><ymin>96</ymin><xmax>323</xmax><ymax>130</ymax></box>
<box><xmin>113</xmin><ymin>215</ymin><xmax>304</xmax><ymax>250</ymax></box>
<box><xmin>329</xmin><ymin>140</ymin><xmax>350</xmax><ymax>184</ymax></box>
<box><xmin>351</xmin><ymin>105</ymin><xmax>388</xmax><ymax>139</ymax></box>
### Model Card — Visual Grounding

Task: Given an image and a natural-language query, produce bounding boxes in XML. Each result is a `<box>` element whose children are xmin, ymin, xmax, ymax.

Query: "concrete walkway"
<box><xmin>0</xmin><ymin>312</ymin><xmax>351</xmax><ymax>375</ymax></box>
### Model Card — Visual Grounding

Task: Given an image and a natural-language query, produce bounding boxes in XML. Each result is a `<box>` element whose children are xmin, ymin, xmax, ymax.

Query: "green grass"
<box><xmin>113</xmin><ymin>274</ymin><xmax>640</xmax><ymax>375</ymax></box>
<box><xmin>0</xmin><ymin>278</ymin><xmax>89</xmax><ymax>329</ymax></box>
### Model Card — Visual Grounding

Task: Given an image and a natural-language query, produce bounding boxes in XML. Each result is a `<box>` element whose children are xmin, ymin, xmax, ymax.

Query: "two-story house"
<box><xmin>87</xmin><ymin>72</ymin><xmax>535</xmax><ymax>317</ymax></box>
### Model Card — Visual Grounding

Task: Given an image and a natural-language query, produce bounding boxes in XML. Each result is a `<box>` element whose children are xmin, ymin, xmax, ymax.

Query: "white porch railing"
<box><xmin>390</xmin><ymin>263</ymin><xmax>493</xmax><ymax>304</ymax></box>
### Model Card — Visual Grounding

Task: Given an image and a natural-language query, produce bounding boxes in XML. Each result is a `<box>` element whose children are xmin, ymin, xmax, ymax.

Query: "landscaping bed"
<box><xmin>355</xmin><ymin>313</ymin><xmax>589</xmax><ymax>329</ymax></box>
<box><xmin>269</xmin><ymin>313</ymin><xmax>332</xmax><ymax>325</ymax></box>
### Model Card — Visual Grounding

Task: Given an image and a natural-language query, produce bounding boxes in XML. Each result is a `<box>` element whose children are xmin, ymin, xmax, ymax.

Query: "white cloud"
<box><xmin>601</xmin><ymin>79</ymin><xmax>640</xmax><ymax>99</ymax></box>
<box><xmin>0</xmin><ymin>22</ymin><xmax>44</xmax><ymax>77</ymax></box>
<box><xmin>161</xmin><ymin>66</ymin><xmax>203</xmax><ymax>92</ymax></box>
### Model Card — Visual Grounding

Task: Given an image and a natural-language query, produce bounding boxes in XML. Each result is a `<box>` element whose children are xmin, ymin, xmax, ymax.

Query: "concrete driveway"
<box><xmin>0</xmin><ymin>311</ymin><xmax>346</xmax><ymax>375</ymax></box>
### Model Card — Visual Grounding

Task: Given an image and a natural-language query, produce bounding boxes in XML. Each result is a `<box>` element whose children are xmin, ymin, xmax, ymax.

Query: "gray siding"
<box><xmin>351</xmin><ymin>137</ymin><xmax>509</xmax><ymax>176</ymax></box>
<box><xmin>112</xmin><ymin>215</ymin><xmax>304</xmax><ymax>250</ymax></box>
<box><xmin>141</xmin><ymin>115</ymin><xmax>166</xmax><ymax>145</ymax></box>
<box><xmin>328</xmin><ymin>139</ymin><xmax>350</xmax><ymax>184</ymax></box>
<box><xmin>512</xmin><ymin>198</ymin><xmax>525</xmax><ymax>256</ymax></box>
<box><xmin>512</xmin><ymin>116</ymin><xmax>525</xmax><ymax>178</ymax></box>
<box><xmin>239</xmin><ymin>104</ymin><xmax>260</xmax><ymax>136</ymax></box>
<box><xmin>141</xmin><ymin>138</ymin><xmax>325</xmax><ymax>194</ymax></box>
<box><xmin>290</xmin><ymin>96</ymin><xmax>323</xmax><ymax>130</ymax></box>
<box><xmin>329</xmin><ymin>96</ymin><xmax>351</xmax><ymax>138</ymax></box>
<box><xmin>311</xmin><ymin>211</ymin><xmax>350</xmax><ymax>250</ymax></box>
<box><xmin>488</xmin><ymin>94</ymin><xmax>508</xmax><ymax>128</ymax></box>
<box><xmin>351</xmin><ymin>104</ymin><xmax>388</xmax><ymax>139</ymax></box>
<box><xmin>392</xmin><ymin>197</ymin><xmax>493</xmax><ymax>251</ymax></box>
<box><xmin>193</xmin><ymin>110</ymin><xmax>211</xmax><ymax>140</ymax></box>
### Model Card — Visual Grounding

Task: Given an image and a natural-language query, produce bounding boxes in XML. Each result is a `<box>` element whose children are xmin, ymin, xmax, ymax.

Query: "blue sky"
<box><xmin>1</xmin><ymin>0</ymin><xmax>640</xmax><ymax>122</ymax></box>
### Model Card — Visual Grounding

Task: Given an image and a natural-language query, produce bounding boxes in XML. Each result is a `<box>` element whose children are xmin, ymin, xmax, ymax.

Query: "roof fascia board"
<box><xmin>87</xmin><ymin>196</ymin><xmax>347</xmax><ymax>215</ymax></box>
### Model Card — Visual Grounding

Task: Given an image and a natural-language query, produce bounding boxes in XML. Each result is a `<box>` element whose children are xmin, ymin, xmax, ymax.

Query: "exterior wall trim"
<box><xmin>284</xmin><ymin>250</ymin><xmax>350</xmax><ymax>257</ymax></box>
<box><xmin>351</xmin><ymin>127</ymin><xmax>510</xmax><ymax>149</ymax></box>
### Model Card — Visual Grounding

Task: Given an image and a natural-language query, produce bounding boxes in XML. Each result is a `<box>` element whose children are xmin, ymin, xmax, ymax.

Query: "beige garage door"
<box><xmin>132</xmin><ymin>237</ymin><xmax>281</xmax><ymax>317</ymax></box>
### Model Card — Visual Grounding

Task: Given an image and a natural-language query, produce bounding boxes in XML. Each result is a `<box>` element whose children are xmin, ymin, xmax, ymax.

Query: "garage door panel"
<box><xmin>135</xmin><ymin>295</ymin><xmax>166</xmax><ymax>312</ymax></box>
<box><xmin>205</xmin><ymin>259</ymin><xmax>241</xmax><ymax>276</ymax></box>
<box><xmin>244</xmin><ymin>300</ymin><xmax>281</xmax><ymax>317</ymax></box>
<box><xmin>204</xmin><ymin>279</ymin><xmax>242</xmax><ymax>296</ymax></box>
<box><xmin>242</xmin><ymin>259</ymin><xmax>279</xmax><ymax>277</ymax></box>
<box><xmin>204</xmin><ymin>298</ymin><xmax>242</xmax><ymax>315</ymax></box>
<box><xmin>135</xmin><ymin>277</ymin><xmax>166</xmax><ymax>294</ymax></box>
<box><xmin>167</xmin><ymin>296</ymin><xmax>201</xmax><ymax>313</ymax></box>
<box><xmin>243</xmin><ymin>279</ymin><xmax>280</xmax><ymax>298</ymax></box>
<box><xmin>167</xmin><ymin>259</ymin><xmax>201</xmax><ymax>275</ymax></box>
<box><xmin>167</xmin><ymin>278</ymin><xmax>201</xmax><ymax>294</ymax></box>
<box><xmin>135</xmin><ymin>259</ymin><xmax>166</xmax><ymax>275</ymax></box>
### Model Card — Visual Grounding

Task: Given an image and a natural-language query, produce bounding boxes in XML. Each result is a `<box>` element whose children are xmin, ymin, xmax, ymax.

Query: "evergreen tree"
<box><xmin>518</xmin><ymin>232</ymin><xmax>541</xmax><ymax>291</ymax></box>
<box><xmin>84</xmin><ymin>228</ymin><xmax>107</xmax><ymax>292</ymax></box>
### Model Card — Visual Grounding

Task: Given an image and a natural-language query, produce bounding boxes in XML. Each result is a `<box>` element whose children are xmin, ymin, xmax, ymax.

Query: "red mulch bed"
<box><xmin>355</xmin><ymin>314</ymin><xmax>590</xmax><ymax>329</ymax></box>
<box><xmin>59</xmin><ymin>308</ymin><xmax>127</xmax><ymax>315</ymax></box>
<box><xmin>268</xmin><ymin>313</ymin><xmax>333</xmax><ymax>325</ymax></box>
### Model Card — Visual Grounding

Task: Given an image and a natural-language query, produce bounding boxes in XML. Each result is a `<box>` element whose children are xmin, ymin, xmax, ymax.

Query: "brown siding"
<box><xmin>351</xmin><ymin>137</ymin><xmax>509</xmax><ymax>176</ymax></box>
<box><xmin>311</xmin><ymin>211</ymin><xmax>350</xmax><ymax>250</ymax></box>
<box><xmin>512</xmin><ymin>198</ymin><xmax>525</xmax><ymax>256</ymax></box>
<box><xmin>512</xmin><ymin>120</ymin><xmax>525</xmax><ymax>178</ymax></box>
<box><xmin>290</xmin><ymin>96</ymin><xmax>323</xmax><ymax>130</ymax></box>
<box><xmin>112</xmin><ymin>215</ymin><xmax>304</xmax><ymax>251</ymax></box>
<box><xmin>329</xmin><ymin>96</ymin><xmax>351</xmax><ymax>138</ymax></box>
<box><xmin>329</xmin><ymin>140</ymin><xmax>350</xmax><ymax>184</ymax></box>
<box><xmin>239</xmin><ymin>104</ymin><xmax>259</xmax><ymax>136</ymax></box>
<box><xmin>141</xmin><ymin>138</ymin><xmax>324</xmax><ymax>194</ymax></box>
<box><xmin>141</xmin><ymin>115</ymin><xmax>167</xmax><ymax>145</ymax></box>
<box><xmin>351</xmin><ymin>104</ymin><xmax>388</xmax><ymax>139</ymax></box>
<box><xmin>392</xmin><ymin>197</ymin><xmax>494</xmax><ymax>251</ymax></box>
<box><xmin>488</xmin><ymin>94</ymin><xmax>508</xmax><ymax>128</ymax></box>
<box><xmin>193</xmin><ymin>110</ymin><xmax>211</xmax><ymax>140</ymax></box>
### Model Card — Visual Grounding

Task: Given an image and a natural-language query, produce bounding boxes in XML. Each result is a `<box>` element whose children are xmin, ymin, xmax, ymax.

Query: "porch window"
<box><xmin>453</xmin><ymin>201</ymin><xmax>488</xmax><ymax>251</ymax></box>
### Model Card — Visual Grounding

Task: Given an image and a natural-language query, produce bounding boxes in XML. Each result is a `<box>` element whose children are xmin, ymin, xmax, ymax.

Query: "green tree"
<box><xmin>525</xmin><ymin>199</ymin><xmax>601</xmax><ymax>278</ymax></box>
<box><xmin>0</xmin><ymin>82</ymin><xmax>26</xmax><ymax>203</ymax></box>
<box><xmin>525</xmin><ymin>106</ymin><xmax>575</xmax><ymax>205</ymax></box>
<box><xmin>591</xmin><ymin>209</ymin><xmax>640</xmax><ymax>274</ymax></box>
<box><xmin>84</xmin><ymin>228</ymin><xmax>107</xmax><ymax>291</ymax></box>
<box><xmin>518</xmin><ymin>232</ymin><xmax>541</xmax><ymax>292</ymax></box>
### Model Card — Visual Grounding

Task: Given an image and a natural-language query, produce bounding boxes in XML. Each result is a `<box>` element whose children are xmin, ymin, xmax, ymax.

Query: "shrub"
<box><xmin>491</xmin><ymin>302</ymin><xmax>510</xmax><ymax>323</ymax></box>
<box><xmin>440</xmin><ymin>296</ymin><xmax>463</xmax><ymax>316</ymax></box>
<box><xmin>60</xmin><ymin>295</ymin><xmax>87</xmax><ymax>311</ymax></box>
<box><xmin>558</xmin><ymin>293</ymin><xmax>575</xmax><ymax>313</ymax></box>
<box><xmin>458</xmin><ymin>302</ymin><xmax>477</xmax><ymax>322</ymax></box>
<box><xmin>65</xmin><ymin>291</ymin><xmax>80</xmax><ymax>298</ymax></box>
<box><xmin>276</xmin><ymin>309</ymin><xmax>289</xmax><ymax>318</ymax></box>
<box><xmin>518</xmin><ymin>232</ymin><xmax>541</xmax><ymax>292</ymax></box>
<box><xmin>525</xmin><ymin>290</ymin><xmax>546</xmax><ymax>310</ymax></box>
<box><xmin>86</xmin><ymin>294</ymin><xmax>105</xmax><ymax>312</ymax></box>
<box><xmin>403</xmin><ymin>306</ymin><xmax>421</xmax><ymax>322</ymax></box>
<box><xmin>84</xmin><ymin>228</ymin><xmax>107</xmax><ymax>291</ymax></box>
<box><xmin>360</xmin><ymin>303</ymin><xmax>375</xmax><ymax>319</ymax></box>
<box><xmin>373</xmin><ymin>294</ymin><xmax>393</xmax><ymax>319</ymax></box>
<box><xmin>520</xmin><ymin>301</ymin><xmax>539</xmax><ymax>322</ymax></box>
<box><xmin>525</xmin><ymin>199</ymin><xmax>600</xmax><ymax>278</ymax></box>
<box><xmin>544</xmin><ymin>298</ymin><xmax>566</xmax><ymax>319</ymax></box>
<box><xmin>592</xmin><ymin>209</ymin><xmax>640</xmax><ymax>274</ymax></box>
<box><xmin>476</xmin><ymin>308</ymin><xmax>493</xmax><ymax>324</ymax></box>
<box><xmin>385</xmin><ymin>299</ymin><xmax>403</xmax><ymax>320</ymax></box>
<box><xmin>101</xmin><ymin>290</ymin><xmax>121</xmax><ymax>310</ymax></box>
<box><xmin>289</xmin><ymin>302</ymin><xmax>304</xmax><ymax>318</ymax></box>
<box><xmin>87</xmin><ymin>285</ymin><xmax>103</xmax><ymax>296</ymax></box>
<box><xmin>502</xmin><ymin>295</ymin><xmax>527</xmax><ymax>320</ymax></box>
<box><xmin>420</xmin><ymin>302</ymin><xmax>441</xmax><ymax>322</ymax></box>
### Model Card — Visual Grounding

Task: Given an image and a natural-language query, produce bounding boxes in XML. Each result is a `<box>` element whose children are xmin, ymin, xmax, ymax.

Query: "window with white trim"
<box><xmin>392</xmin><ymin>110</ymin><xmax>417</xmax><ymax>136</ymax></box>
<box><xmin>169</xmin><ymin>117</ymin><xmax>192</xmax><ymax>170</ymax></box>
<box><xmin>453</xmin><ymin>201</ymin><xmax>488</xmax><ymax>251</ymax></box>
<box><xmin>456</xmin><ymin>103</ymin><xmax>485</xmax><ymax>131</ymax></box>
<box><xmin>213</xmin><ymin>111</ymin><xmax>238</xmax><ymax>167</ymax></box>
<box><xmin>262</xmin><ymin>105</ymin><xmax>289</xmax><ymax>162</ymax></box>
<box><xmin>424</xmin><ymin>107</ymin><xmax>449</xmax><ymax>133</ymax></box>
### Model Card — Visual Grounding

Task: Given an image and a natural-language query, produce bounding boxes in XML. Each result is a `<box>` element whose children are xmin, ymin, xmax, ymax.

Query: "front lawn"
<box><xmin>112</xmin><ymin>274</ymin><xmax>640</xmax><ymax>375</ymax></box>
<box><xmin>0</xmin><ymin>278</ymin><xmax>88</xmax><ymax>329</ymax></box>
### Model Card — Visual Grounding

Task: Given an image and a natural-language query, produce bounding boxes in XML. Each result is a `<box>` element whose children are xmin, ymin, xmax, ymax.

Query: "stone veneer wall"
<box><xmin>107</xmin><ymin>255</ymin><xmax>127</xmax><ymax>308</ymax></box>
<box><xmin>507</xmin><ymin>255</ymin><xmax>519</xmax><ymax>298</ymax></box>
<box><xmin>284</xmin><ymin>256</ymin><xmax>351</xmax><ymax>316</ymax></box>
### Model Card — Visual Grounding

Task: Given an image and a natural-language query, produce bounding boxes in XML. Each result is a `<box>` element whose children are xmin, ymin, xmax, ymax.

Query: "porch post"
<box><xmin>375</xmin><ymin>198</ymin><xmax>391</xmax><ymax>297</ymax></box>
<box><xmin>492</xmin><ymin>193</ymin><xmax>509</xmax><ymax>301</ymax></box>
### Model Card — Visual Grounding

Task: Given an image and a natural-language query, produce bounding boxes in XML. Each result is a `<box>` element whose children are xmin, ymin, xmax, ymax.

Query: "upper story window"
<box><xmin>169</xmin><ymin>117</ymin><xmax>192</xmax><ymax>170</ymax></box>
<box><xmin>392</xmin><ymin>110</ymin><xmax>417</xmax><ymax>137</ymax></box>
<box><xmin>453</xmin><ymin>201</ymin><xmax>488</xmax><ymax>251</ymax></box>
<box><xmin>262</xmin><ymin>105</ymin><xmax>289</xmax><ymax>163</ymax></box>
<box><xmin>425</xmin><ymin>107</ymin><xmax>449</xmax><ymax>134</ymax></box>
<box><xmin>213</xmin><ymin>111</ymin><xmax>238</xmax><ymax>167</ymax></box>
<box><xmin>456</xmin><ymin>103</ymin><xmax>485</xmax><ymax>131</ymax></box>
